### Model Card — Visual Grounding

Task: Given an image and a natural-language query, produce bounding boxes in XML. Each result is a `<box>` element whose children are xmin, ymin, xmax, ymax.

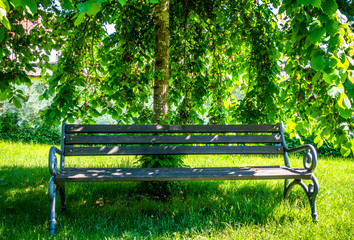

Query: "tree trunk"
<box><xmin>153</xmin><ymin>0</ymin><xmax>170</xmax><ymax>124</ymax></box>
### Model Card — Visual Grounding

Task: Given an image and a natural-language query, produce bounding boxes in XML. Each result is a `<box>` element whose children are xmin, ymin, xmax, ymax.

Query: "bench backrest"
<box><xmin>62</xmin><ymin>124</ymin><xmax>285</xmax><ymax>156</ymax></box>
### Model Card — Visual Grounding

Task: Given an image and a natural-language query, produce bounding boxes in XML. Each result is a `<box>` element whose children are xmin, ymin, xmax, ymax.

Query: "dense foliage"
<box><xmin>0</xmin><ymin>0</ymin><xmax>353</xmax><ymax>156</ymax></box>
<box><xmin>0</xmin><ymin>111</ymin><xmax>60</xmax><ymax>144</ymax></box>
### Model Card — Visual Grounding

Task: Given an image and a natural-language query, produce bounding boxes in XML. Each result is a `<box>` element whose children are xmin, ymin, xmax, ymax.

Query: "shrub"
<box><xmin>284</xmin><ymin>134</ymin><xmax>342</xmax><ymax>157</ymax></box>
<box><xmin>0</xmin><ymin>111</ymin><xmax>60</xmax><ymax>145</ymax></box>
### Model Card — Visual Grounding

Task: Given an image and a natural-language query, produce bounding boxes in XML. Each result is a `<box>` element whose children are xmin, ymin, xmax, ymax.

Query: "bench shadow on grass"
<box><xmin>62</xmin><ymin>180</ymin><xmax>309</xmax><ymax>239</ymax></box>
<box><xmin>0</xmin><ymin>166</ymin><xmax>310</xmax><ymax>239</ymax></box>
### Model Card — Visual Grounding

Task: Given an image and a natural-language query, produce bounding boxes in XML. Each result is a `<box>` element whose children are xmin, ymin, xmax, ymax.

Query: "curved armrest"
<box><xmin>286</xmin><ymin>144</ymin><xmax>317</xmax><ymax>173</ymax></box>
<box><xmin>49</xmin><ymin>146</ymin><xmax>63</xmax><ymax>176</ymax></box>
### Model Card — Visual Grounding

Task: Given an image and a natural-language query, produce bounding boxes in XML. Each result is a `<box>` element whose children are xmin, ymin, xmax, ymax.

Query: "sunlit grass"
<box><xmin>0</xmin><ymin>141</ymin><xmax>353</xmax><ymax>239</ymax></box>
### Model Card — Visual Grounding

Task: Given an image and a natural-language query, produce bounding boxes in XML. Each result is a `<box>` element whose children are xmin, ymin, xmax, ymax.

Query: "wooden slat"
<box><xmin>65</xmin><ymin>124</ymin><xmax>280</xmax><ymax>134</ymax></box>
<box><xmin>65</xmin><ymin>135</ymin><xmax>282</xmax><ymax>145</ymax></box>
<box><xmin>54</xmin><ymin>166</ymin><xmax>312</xmax><ymax>183</ymax></box>
<box><xmin>64</xmin><ymin>146</ymin><xmax>284</xmax><ymax>156</ymax></box>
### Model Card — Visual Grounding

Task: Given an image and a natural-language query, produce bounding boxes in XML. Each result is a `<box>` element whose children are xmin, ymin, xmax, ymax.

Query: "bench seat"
<box><xmin>55</xmin><ymin>166</ymin><xmax>312</xmax><ymax>183</ymax></box>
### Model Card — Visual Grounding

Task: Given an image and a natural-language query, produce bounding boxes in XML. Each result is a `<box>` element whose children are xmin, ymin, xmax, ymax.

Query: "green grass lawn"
<box><xmin>0</xmin><ymin>141</ymin><xmax>353</xmax><ymax>239</ymax></box>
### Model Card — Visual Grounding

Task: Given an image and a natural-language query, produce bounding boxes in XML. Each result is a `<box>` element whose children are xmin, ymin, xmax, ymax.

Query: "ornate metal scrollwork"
<box><xmin>303</xmin><ymin>145</ymin><xmax>317</xmax><ymax>172</ymax></box>
<box><xmin>285</xmin><ymin>144</ymin><xmax>317</xmax><ymax>173</ymax></box>
<box><xmin>284</xmin><ymin>175</ymin><xmax>319</xmax><ymax>222</ymax></box>
<box><xmin>303</xmin><ymin>147</ymin><xmax>317</xmax><ymax>172</ymax></box>
<box><xmin>49</xmin><ymin>146</ymin><xmax>62</xmax><ymax>176</ymax></box>
<box><xmin>48</xmin><ymin>176</ymin><xmax>57</xmax><ymax>200</ymax></box>
<box><xmin>303</xmin><ymin>149</ymin><xmax>312</xmax><ymax>169</ymax></box>
<box><xmin>278</xmin><ymin>123</ymin><xmax>317</xmax><ymax>173</ymax></box>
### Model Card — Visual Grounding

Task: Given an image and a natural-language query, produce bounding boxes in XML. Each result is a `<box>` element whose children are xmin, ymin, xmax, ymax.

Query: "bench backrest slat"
<box><xmin>62</xmin><ymin>124</ymin><xmax>284</xmax><ymax>157</ymax></box>
<box><xmin>65</xmin><ymin>124</ymin><xmax>280</xmax><ymax>133</ymax></box>
<box><xmin>65</xmin><ymin>146</ymin><xmax>284</xmax><ymax>156</ymax></box>
<box><xmin>65</xmin><ymin>135</ymin><xmax>282</xmax><ymax>145</ymax></box>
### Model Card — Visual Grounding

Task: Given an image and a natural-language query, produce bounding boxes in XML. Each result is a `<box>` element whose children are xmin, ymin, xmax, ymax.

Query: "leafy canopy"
<box><xmin>0</xmin><ymin>0</ymin><xmax>353</xmax><ymax>156</ymax></box>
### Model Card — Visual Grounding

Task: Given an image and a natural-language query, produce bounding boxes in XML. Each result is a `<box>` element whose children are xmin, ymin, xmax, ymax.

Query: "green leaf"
<box><xmin>279</xmin><ymin>6</ymin><xmax>286</xmax><ymax>14</ymax></box>
<box><xmin>0</xmin><ymin>0</ymin><xmax>9</xmax><ymax>11</ymax></box>
<box><xmin>10</xmin><ymin>0</ymin><xmax>37</xmax><ymax>15</ymax></box>
<box><xmin>343</xmin><ymin>97</ymin><xmax>351</xmax><ymax>109</ymax></box>
<box><xmin>311</xmin><ymin>52</ymin><xmax>326</xmax><ymax>70</ymax></box>
<box><xmin>1</xmin><ymin>16</ymin><xmax>10</xmax><ymax>30</ymax></box>
<box><xmin>0</xmin><ymin>90</ymin><xmax>7</xmax><ymax>100</ymax></box>
<box><xmin>316</xmin><ymin>138</ymin><xmax>324</xmax><ymax>148</ymax></box>
<box><xmin>112</xmin><ymin>110</ymin><xmax>118</xmax><ymax>119</ymax></box>
<box><xmin>22</xmin><ymin>76</ymin><xmax>31</xmax><ymax>87</ymax></box>
<box><xmin>61</xmin><ymin>0</ymin><xmax>74</xmax><ymax>10</ymax></box>
<box><xmin>150</xmin><ymin>0</ymin><xmax>159</xmax><ymax>3</ymax></box>
<box><xmin>329</xmin><ymin>33</ymin><xmax>341</xmax><ymax>50</ymax></box>
<box><xmin>309</xmin><ymin>19</ymin><xmax>321</xmax><ymax>31</ymax></box>
<box><xmin>311</xmin><ymin>0</ymin><xmax>321</xmax><ymax>8</ymax></box>
<box><xmin>338</xmin><ymin>93</ymin><xmax>352</xmax><ymax>109</ymax></box>
<box><xmin>295</xmin><ymin>122</ymin><xmax>303</xmax><ymax>131</ymax></box>
<box><xmin>322</xmin><ymin>0</ymin><xmax>338</xmax><ymax>16</ymax></box>
<box><xmin>322</xmin><ymin>127</ymin><xmax>331</xmax><ymax>137</ymax></box>
<box><xmin>314</xmin><ymin>135</ymin><xmax>322</xmax><ymax>144</ymax></box>
<box><xmin>310</xmin><ymin>27</ymin><xmax>326</xmax><ymax>44</ymax></box>
<box><xmin>297</xmin><ymin>0</ymin><xmax>313</xmax><ymax>6</ymax></box>
<box><xmin>86</xmin><ymin>2</ymin><xmax>101</xmax><ymax>16</ymax></box>
<box><xmin>76</xmin><ymin>0</ymin><xmax>101</xmax><ymax>15</ymax></box>
<box><xmin>118</xmin><ymin>0</ymin><xmax>127</xmax><ymax>5</ymax></box>
<box><xmin>348</xmin><ymin>70</ymin><xmax>354</xmax><ymax>84</ymax></box>
<box><xmin>339</xmin><ymin>93</ymin><xmax>352</xmax><ymax>109</ymax></box>
<box><xmin>338</xmin><ymin>69</ymin><xmax>347</xmax><ymax>84</ymax></box>
<box><xmin>40</xmin><ymin>0</ymin><xmax>51</xmax><ymax>8</ymax></box>
<box><xmin>325</xmin><ymin>19</ymin><xmax>338</xmax><ymax>36</ymax></box>
<box><xmin>323</xmin><ymin>69</ymin><xmax>340</xmax><ymax>84</ymax></box>
<box><xmin>9</xmin><ymin>0</ymin><xmax>20</xmax><ymax>7</ymax></box>
<box><xmin>67</xmin><ymin>116</ymin><xmax>75</xmax><ymax>123</ymax></box>
<box><xmin>74</xmin><ymin>12</ymin><xmax>85</xmax><ymax>26</ymax></box>
<box><xmin>291</xmin><ymin>25</ymin><xmax>300</xmax><ymax>43</ymax></box>
<box><xmin>327</xmin><ymin>85</ymin><xmax>343</xmax><ymax>98</ymax></box>
<box><xmin>318</xmin><ymin>14</ymin><xmax>330</xmax><ymax>23</ymax></box>
<box><xmin>25</xmin><ymin>0</ymin><xmax>37</xmax><ymax>15</ymax></box>
<box><xmin>328</xmin><ymin>56</ymin><xmax>338</xmax><ymax>68</ymax></box>
<box><xmin>77</xmin><ymin>1</ymin><xmax>92</xmax><ymax>12</ymax></box>
<box><xmin>12</xmin><ymin>97</ymin><xmax>21</xmax><ymax>109</ymax></box>
<box><xmin>333</xmin><ymin>53</ymin><xmax>350</xmax><ymax>70</ymax></box>
<box><xmin>0</xmin><ymin>27</ymin><xmax>4</xmax><ymax>42</ymax></box>
<box><xmin>340</xmin><ymin>144</ymin><xmax>351</xmax><ymax>157</ymax></box>
<box><xmin>338</xmin><ymin>108</ymin><xmax>352</xmax><ymax>119</ymax></box>
<box><xmin>312</xmin><ymin>71</ymin><xmax>321</xmax><ymax>82</ymax></box>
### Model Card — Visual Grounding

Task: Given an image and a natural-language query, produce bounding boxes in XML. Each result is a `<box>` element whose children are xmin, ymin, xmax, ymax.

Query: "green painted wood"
<box><xmin>54</xmin><ymin>166</ymin><xmax>312</xmax><ymax>183</ymax></box>
<box><xmin>64</xmin><ymin>146</ymin><xmax>284</xmax><ymax>156</ymax></box>
<box><xmin>65</xmin><ymin>124</ymin><xmax>280</xmax><ymax>134</ymax></box>
<box><xmin>65</xmin><ymin>134</ymin><xmax>282</xmax><ymax>145</ymax></box>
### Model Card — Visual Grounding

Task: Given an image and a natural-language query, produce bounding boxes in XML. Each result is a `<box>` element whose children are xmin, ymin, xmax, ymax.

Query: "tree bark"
<box><xmin>153</xmin><ymin>0</ymin><xmax>170</xmax><ymax>124</ymax></box>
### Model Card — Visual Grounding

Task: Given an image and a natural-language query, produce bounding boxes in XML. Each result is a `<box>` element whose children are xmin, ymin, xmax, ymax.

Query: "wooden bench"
<box><xmin>48</xmin><ymin>123</ymin><xmax>319</xmax><ymax>235</ymax></box>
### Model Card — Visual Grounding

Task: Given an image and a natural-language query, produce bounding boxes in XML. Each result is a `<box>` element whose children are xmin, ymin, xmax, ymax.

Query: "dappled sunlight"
<box><xmin>0</xmin><ymin>141</ymin><xmax>353</xmax><ymax>239</ymax></box>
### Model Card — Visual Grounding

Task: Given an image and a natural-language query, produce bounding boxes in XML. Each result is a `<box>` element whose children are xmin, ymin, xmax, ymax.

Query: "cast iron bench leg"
<box><xmin>48</xmin><ymin>177</ymin><xmax>57</xmax><ymax>236</ymax></box>
<box><xmin>284</xmin><ymin>175</ymin><xmax>319</xmax><ymax>222</ymax></box>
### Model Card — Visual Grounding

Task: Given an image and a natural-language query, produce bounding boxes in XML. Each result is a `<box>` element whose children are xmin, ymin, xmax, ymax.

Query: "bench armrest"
<box><xmin>49</xmin><ymin>146</ymin><xmax>63</xmax><ymax>176</ymax></box>
<box><xmin>286</xmin><ymin>144</ymin><xmax>317</xmax><ymax>173</ymax></box>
